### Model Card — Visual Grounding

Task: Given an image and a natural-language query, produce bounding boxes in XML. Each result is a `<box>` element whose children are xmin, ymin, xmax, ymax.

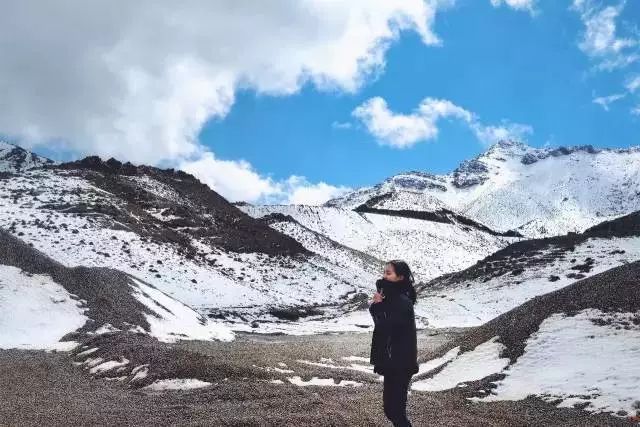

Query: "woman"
<box><xmin>369</xmin><ymin>260</ymin><xmax>419</xmax><ymax>427</ymax></box>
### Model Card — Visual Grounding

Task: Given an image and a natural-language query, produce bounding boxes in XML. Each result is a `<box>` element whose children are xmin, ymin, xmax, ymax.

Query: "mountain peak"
<box><xmin>483</xmin><ymin>139</ymin><xmax>532</xmax><ymax>158</ymax></box>
<box><xmin>491</xmin><ymin>139</ymin><xmax>529</xmax><ymax>150</ymax></box>
<box><xmin>0</xmin><ymin>140</ymin><xmax>16</xmax><ymax>151</ymax></box>
<box><xmin>0</xmin><ymin>141</ymin><xmax>55</xmax><ymax>173</ymax></box>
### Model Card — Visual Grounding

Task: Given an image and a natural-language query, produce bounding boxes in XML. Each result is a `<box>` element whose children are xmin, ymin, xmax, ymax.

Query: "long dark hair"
<box><xmin>386</xmin><ymin>259</ymin><xmax>417</xmax><ymax>304</ymax></box>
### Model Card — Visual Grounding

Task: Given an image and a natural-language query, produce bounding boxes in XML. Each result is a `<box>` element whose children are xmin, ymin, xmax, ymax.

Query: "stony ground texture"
<box><xmin>1</xmin><ymin>329</ymin><xmax>632</xmax><ymax>427</ymax></box>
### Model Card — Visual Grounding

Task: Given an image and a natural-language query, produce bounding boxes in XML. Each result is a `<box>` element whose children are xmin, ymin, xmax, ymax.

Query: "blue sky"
<box><xmin>199</xmin><ymin>0</ymin><xmax>640</xmax><ymax>188</ymax></box>
<box><xmin>2</xmin><ymin>0</ymin><xmax>639</xmax><ymax>203</ymax></box>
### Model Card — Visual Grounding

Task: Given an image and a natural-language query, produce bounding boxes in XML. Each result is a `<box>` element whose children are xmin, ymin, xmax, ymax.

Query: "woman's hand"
<box><xmin>372</xmin><ymin>291</ymin><xmax>384</xmax><ymax>304</ymax></box>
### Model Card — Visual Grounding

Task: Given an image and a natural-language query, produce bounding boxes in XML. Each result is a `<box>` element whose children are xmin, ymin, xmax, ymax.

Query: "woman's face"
<box><xmin>383</xmin><ymin>264</ymin><xmax>404</xmax><ymax>282</ymax></box>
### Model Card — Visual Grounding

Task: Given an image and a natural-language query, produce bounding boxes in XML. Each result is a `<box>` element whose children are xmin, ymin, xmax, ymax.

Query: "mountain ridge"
<box><xmin>326</xmin><ymin>139</ymin><xmax>640</xmax><ymax>238</ymax></box>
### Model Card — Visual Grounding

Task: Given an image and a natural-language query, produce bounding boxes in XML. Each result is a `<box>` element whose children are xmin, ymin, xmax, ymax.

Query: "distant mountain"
<box><xmin>326</xmin><ymin>140</ymin><xmax>640</xmax><ymax>238</ymax></box>
<box><xmin>240</xmin><ymin>204</ymin><xmax>514</xmax><ymax>283</ymax></box>
<box><xmin>0</xmin><ymin>141</ymin><xmax>55</xmax><ymax>172</ymax></box>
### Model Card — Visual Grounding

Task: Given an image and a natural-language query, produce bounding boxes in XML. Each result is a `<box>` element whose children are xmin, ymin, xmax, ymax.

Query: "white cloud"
<box><xmin>352</xmin><ymin>97</ymin><xmax>439</xmax><ymax>148</ymax></box>
<box><xmin>490</xmin><ymin>0</ymin><xmax>537</xmax><ymax>14</ymax></box>
<box><xmin>180</xmin><ymin>152</ymin><xmax>349</xmax><ymax>205</ymax></box>
<box><xmin>282</xmin><ymin>176</ymin><xmax>352</xmax><ymax>205</ymax></box>
<box><xmin>180</xmin><ymin>152</ymin><xmax>280</xmax><ymax>203</ymax></box>
<box><xmin>592</xmin><ymin>93</ymin><xmax>627</xmax><ymax>111</ymax></box>
<box><xmin>0</xmin><ymin>1</ymin><xmax>450</xmax><ymax>166</ymax></box>
<box><xmin>626</xmin><ymin>75</ymin><xmax>640</xmax><ymax>93</ymax></box>
<box><xmin>632</xmin><ymin>106</ymin><xmax>640</xmax><ymax>116</ymax></box>
<box><xmin>331</xmin><ymin>121</ymin><xmax>353</xmax><ymax>130</ymax></box>
<box><xmin>352</xmin><ymin>97</ymin><xmax>472</xmax><ymax>148</ymax></box>
<box><xmin>572</xmin><ymin>0</ymin><xmax>639</xmax><ymax>71</ymax></box>
<box><xmin>470</xmin><ymin>121</ymin><xmax>534</xmax><ymax>145</ymax></box>
<box><xmin>572</xmin><ymin>1</ymin><xmax>639</xmax><ymax>115</ymax></box>
<box><xmin>418</xmin><ymin>98</ymin><xmax>474</xmax><ymax>122</ymax></box>
<box><xmin>353</xmin><ymin>96</ymin><xmax>531</xmax><ymax>147</ymax></box>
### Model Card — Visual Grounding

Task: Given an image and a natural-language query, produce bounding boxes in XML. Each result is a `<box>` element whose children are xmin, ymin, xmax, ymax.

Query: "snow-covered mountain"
<box><xmin>0</xmin><ymin>153</ymin><xmax>380</xmax><ymax>333</ymax></box>
<box><xmin>239</xmin><ymin>204</ymin><xmax>515</xmax><ymax>283</ymax></box>
<box><xmin>0</xmin><ymin>141</ymin><xmax>55</xmax><ymax>172</ymax></box>
<box><xmin>2</xmin><ymin>142</ymin><xmax>639</xmax><ymax>420</ymax></box>
<box><xmin>1</xmin><ymin>141</ymin><xmax>639</xmax><ymax>338</ymax></box>
<box><xmin>2</xmin><ymin>134</ymin><xmax>640</xmax><ymax>427</ymax></box>
<box><xmin>327</xmin><ymin>140</ymin><xmax>640</xmax><ymax>238</ymax></box>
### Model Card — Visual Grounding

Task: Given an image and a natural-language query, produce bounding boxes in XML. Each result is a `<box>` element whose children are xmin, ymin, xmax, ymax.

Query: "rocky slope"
<box><xmin>0</xmin><ymin>152</ymin><xmax>380</xmax><ymax>332</ymax></box>
<box><xmin>0</xmin><ymin>228</ymin><xmax>233</xmax><ymax>350</ymax></box>
<box><xmin>414</xmin><ymin>210</ymin><xmax>640</xmax><ymax>327</ymax></box>
<box><xmin>411</xmin><ymin>260</ymin><xmax>640</xmax><ymax>418</ymax></box>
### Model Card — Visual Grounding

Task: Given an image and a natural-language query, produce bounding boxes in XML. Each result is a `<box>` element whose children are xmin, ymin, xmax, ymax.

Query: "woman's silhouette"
<box><xmin>369</xmin><ymin>260</ymin><xmax>419</xmax><ymax>427</ymax></box>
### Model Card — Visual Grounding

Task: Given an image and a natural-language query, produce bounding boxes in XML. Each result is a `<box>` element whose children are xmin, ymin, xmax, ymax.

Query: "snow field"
<box><xmin>129</xmin><ymin>277</ymin><xmax>234</xmax><ymax>343</ymax></box>
<box><xmin>417</xmin><ymin>236</ymin><xmax>640</xmax><ymax>328</ymax></box>
<box><xmin>241</xmin><ymin>204</ymin><xmax>511</xmax><ymax>282</ymax></box>
<box><xmin>0</xmin><ymin>265</ymin><xmax>87</xmax><ymax>350</ymax></box>
<box><xmin>477</xmin><ymin>309</ymin><xmax>640</xmax><ymax>416</ymax></box>
<box><xmin>411</xmin><ymin>337</ymin><xmax>509</xmax><ymax>392</ymax></box>
<box><xmin>286</xmin><ymin>376</ymin><xmax>362</xmax><ymax>387</ymax></box>
<box><xmin>0</xmin><ymin>171</ymin><xmax>374</xmax><ymax>317</ymax></box>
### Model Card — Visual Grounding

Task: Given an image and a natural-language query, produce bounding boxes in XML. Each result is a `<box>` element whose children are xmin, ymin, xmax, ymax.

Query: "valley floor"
<box><xmin>0</xmin><ymin>329</ymin><xmax>632</xmax><ymax>427</ymax></box>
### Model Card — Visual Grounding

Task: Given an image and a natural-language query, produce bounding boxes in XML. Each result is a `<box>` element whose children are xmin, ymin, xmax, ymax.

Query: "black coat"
<box><xmin>369</xmin><ymin>280</ymin><xmax>419</xmax><ymax>376</ymax></box>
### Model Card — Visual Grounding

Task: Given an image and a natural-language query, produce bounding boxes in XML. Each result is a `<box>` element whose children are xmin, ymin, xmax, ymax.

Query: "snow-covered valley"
<box><xmin>2</xmin><ymin>140</ymin><xmax>640</xmax><ymax>422</ymax></box>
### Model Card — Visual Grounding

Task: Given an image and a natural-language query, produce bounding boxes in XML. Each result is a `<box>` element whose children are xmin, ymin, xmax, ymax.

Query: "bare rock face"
<box><xmin>388</xmin><ymin>171</ymin><xmax>448</xmax><ymax>192</ymax></box>
<box><xmin>452</xmin><ymin>159</ymin><xmax>490</xmax><ymax>189</ymax></box>
<box><xmin>520</xmin><ymin>144</ymin><xmax>601</xmax><ymax>165</ymax></box>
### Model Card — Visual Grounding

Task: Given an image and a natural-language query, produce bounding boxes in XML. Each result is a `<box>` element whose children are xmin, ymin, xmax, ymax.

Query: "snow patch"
<box><xmin>0</xmin><ymin>265</ymin><xmax>88</xmax><ymax>350</ymax></box>
<box><xmin>416</xmin><ymin>346</ymin><xmax>460</xmax><ymax>376</ymax></box>
<box><xmin>92</xmin><ymin>324</ymin><xmax>120</xmax><ymax>334</ymax></box>
<box><xmin>129</xmin><ymin>277</ymin><xmax>234</xmax><ymax>343</ymax></box>
<box><xmin>143</xmin><ymin>378</ymin><xmax>212</xmax><ymax>391</ymax></box>
<box><xmin>479</xmin><ymin>309</ymin><xmax>640</xmax><ymax>416</ymax></box>
<box><xmin>412</xmin><ymin>337</ymin><xmax>509</xmax><ymax>392</ymax></box>
<box><xmin>287</xmin><ymin>376</ymin><xmax>363</xmax><ymax>387</ymax></box>
<box><xmin>341</xmin><ymin>356</ymin><xmax>369</xmax><ymax>362</ymax></box>
<box><xmin>130</xmin><ymin>365</ymin><xmax>149</xmax><ymax>382</ymax></box>
<box><xmin>297</xmin><ymin>358</ymin><xmax>382</xmax><ymax>380</ymax></box>
<box><xmin>89</xmin><ymin>357</ymin><xmax>130</xmax><ymax>374</ymax></box>
<box><xmin>76</xmin><ymin>347</ymin><xmax>99</xmax><ymax>357</ymax></box>
<box><xmin>83</xmin><ymin>357</ymin><xmax>105</xmax><ymax>368</ymax></box>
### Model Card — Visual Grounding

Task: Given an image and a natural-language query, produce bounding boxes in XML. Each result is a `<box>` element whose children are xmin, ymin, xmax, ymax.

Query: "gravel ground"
<box><xmin>1</xmin><ymin>328</ymin><xmax>633</xmax><ymax>427</ymax></box>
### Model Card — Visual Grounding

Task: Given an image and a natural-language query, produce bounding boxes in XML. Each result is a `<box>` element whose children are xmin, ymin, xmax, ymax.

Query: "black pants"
<box><xmin>383</xmin><ymin>372</ymin><xmax>413</xmax><ymax>427</ymax></box>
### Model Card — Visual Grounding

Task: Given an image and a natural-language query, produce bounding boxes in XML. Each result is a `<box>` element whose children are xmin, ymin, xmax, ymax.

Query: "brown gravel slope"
<box><xmin>446</xmin><ymin>260</ymin><xmax>640</xmax><ymax>361</ymax></box>
<box><xmin>0</xmin><ymin>228</ymin><xmax>161</xmax><ymax>336</ymax></box>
